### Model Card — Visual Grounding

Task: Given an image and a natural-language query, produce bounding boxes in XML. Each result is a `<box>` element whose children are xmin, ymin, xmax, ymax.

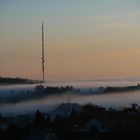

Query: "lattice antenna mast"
<box><xmin>42</xmin><ymin>21</ymin><xmax>45</xmax><ymax>83</ymax></box>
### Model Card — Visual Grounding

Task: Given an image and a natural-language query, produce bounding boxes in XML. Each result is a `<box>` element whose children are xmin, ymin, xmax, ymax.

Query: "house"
<box><xmin>44</xmin><ymin>132</ymin><xmax>58</xmax><ymax>140</ymax></box>
<box><xmin>85</xmin><ymin>119</ymin><xmax>109</xmax><ymax>133</ymax></box>
<box><xmin>49</xmin><ymin>103</ymin><xmax>81</xmax><ymax>121</ymax></box>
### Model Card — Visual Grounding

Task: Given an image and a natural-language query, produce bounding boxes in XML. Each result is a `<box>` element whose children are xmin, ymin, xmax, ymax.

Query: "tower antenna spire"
<box><xmin>41</xmin><ymin>20</ymin><xmax>45</xmax><ymax>83</ymax></box>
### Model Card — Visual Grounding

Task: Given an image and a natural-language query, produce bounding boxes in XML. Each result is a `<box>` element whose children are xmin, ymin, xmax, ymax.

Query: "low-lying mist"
<box><xmin>1</xmin><ymin>90</ymin><xmax>140</xmax><ymax>115</ymax></box>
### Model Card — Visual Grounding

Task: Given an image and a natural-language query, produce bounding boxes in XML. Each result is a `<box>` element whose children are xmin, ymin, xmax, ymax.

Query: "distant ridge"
<box><xmin>0</xmin><ymin>76</ymin><xmax>40</xmax><ymax>85</ymax></box>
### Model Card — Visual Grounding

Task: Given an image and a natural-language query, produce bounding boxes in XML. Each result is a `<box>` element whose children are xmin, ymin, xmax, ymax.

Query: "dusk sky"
<box><xmin>1</xmin><ymin>0</ymin><xmax>140</xmax><ymax>80</ymax></box>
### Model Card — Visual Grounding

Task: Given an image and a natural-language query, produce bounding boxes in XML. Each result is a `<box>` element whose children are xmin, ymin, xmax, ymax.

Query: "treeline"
<box><xmin>0</xmin><ymin>77</ymin><xmax>34</xmax><ymax>84</ymax></box>
<box><xmin>35</xmin><ymin>85</ymin><xmax>74</xmax><ymax>94</ymax></box>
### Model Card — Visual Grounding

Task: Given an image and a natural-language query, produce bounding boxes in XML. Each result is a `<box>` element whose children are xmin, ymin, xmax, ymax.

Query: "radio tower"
<box><xmin>41</xmin><ymin>21</ymin><xmax>45</xmax><ymax>83</ymax></box>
